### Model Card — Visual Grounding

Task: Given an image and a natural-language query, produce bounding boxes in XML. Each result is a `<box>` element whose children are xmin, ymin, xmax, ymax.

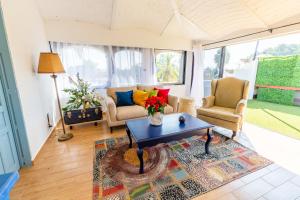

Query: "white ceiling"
<box><xmin>36</xmin><ymin>0</ymin><xmax>300</xmax><ymax>42</ymax></box>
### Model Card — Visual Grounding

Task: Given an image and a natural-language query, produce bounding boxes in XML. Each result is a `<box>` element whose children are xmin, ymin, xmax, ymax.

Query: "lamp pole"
<box><xmin>51</xmin><ymin>73</ymin><xmax>73</xmax><ymax>141</ymax></box>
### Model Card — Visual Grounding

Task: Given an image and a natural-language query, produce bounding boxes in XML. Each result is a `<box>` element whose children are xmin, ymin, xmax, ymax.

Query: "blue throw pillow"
<box><xmin>116</xmin><ymin>90</ymin><xmax>134</xmax><ymax>106</ymax></box>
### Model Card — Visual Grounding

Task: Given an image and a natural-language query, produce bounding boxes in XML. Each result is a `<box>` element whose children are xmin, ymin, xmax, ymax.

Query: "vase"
<box><xmin>149</xmin><ymin>112</ymin><xmax>163</xmax><ymax>126</ymax></box>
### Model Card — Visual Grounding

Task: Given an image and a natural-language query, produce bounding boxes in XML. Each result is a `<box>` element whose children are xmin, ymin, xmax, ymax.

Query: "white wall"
<box><xmin>1</xmin><ymin>0</ymin><xmax>59</xmax><ymax>160</ymax></box>
<box><xmin>45</xmin><ymin>20</ymin><xmax>193</xmax><ymax>51</ymax></box>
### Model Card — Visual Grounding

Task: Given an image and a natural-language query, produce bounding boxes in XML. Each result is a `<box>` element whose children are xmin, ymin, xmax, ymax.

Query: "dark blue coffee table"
<box><xmin>125</xmin><ymin>113</ymin><xmax>214</xmax><ymax>174</ymax></box>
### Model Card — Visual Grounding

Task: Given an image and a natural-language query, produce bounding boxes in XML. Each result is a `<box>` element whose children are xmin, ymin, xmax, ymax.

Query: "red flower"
<box><xmin>145</xmin><ymin>96</ymin><xmax>166</xmax><ymax>115</ymax></box>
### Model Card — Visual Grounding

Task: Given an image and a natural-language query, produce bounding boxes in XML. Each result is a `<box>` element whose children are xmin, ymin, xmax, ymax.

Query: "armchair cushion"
<box><xmin>202</xmin><ymin>96</ymin><xmax>215</xmax><ymax>108</ymax></box>
<box><xmin>197</xmin><ymin>106</ymin><xmax>241</xmax><ymax>123</ymax></box>
<box><xmin>214</xmin><ymin>77</ymin><xmax>246</xmax><ymax>108</ymax></box>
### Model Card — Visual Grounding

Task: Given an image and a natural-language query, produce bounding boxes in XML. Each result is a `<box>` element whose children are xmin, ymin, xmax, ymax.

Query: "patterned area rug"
<box><xmin>93</xmin><ymin>134</ymin><xmax>272</xmax><ymax>200</ymax></box>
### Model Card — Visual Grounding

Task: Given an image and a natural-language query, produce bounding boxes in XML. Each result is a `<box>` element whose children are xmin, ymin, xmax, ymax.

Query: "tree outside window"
<box><xmin>155</xmin><ymin>50</ymin><xmax>185</xmax><ymax>84</ymax></box>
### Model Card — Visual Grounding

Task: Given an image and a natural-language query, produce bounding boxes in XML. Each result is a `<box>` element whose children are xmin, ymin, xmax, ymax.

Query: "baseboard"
<box><xmin>31</xmin><ymin>118</ymin><xmax>61</xmax><ymax>165</ymax></box>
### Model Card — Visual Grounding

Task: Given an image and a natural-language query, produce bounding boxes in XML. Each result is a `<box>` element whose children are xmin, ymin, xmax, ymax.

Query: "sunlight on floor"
<box><xmin>236</xmin><ymin>123</ymin><xmax>300</xmax><ymax>175</ymax></box>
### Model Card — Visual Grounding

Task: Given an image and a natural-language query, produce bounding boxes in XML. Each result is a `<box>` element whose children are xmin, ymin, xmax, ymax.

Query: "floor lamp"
<box><xmin>38</xmin><ymin>52</ymin><xmax>73</xmax><ymax>142</ymax></box>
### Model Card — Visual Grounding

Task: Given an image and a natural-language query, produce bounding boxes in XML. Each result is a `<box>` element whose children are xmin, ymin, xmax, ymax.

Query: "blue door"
<box><xmin>0</xmin><ymin>12</ymin><xmax>20</xmax><ymax>174</ymax></box>
<box><xmin>0</xmin><ymin>67</ymin><xmax>20</xmax><ymax>173</ymax></box>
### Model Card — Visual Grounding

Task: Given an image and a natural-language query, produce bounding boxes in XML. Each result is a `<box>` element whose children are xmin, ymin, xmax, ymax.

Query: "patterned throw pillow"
<box><xmin>116</xmin><ymin>90</ymin><xmax>134</xmax><ymax>106</ymax></box>
<box><xmin>133</xmin><ymin>90</ymin><xmax>149</xmax><ymax>107</ymax></box>
<box><xmin>148</xmin><ymin>90</ymin><xmax>158</xmax><ymax>97</ymax></box>
<box><xmin>154</xmin><ymin>87</ymin><xmax>170</xmax><ymax>103</ymax></box>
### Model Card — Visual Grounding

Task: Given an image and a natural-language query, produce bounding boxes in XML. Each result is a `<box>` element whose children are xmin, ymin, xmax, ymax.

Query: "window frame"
<box><xmin>154</xmin><ymin>49</ymin><xmax>187</xmax><ymax>86</ymax></box>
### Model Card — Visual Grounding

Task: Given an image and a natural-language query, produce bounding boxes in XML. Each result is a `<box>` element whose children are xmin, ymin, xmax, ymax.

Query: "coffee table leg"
<box><xmin>205</xmin><ymin>128</ymin><xmax>212</xmax><ymax>154</ymax></box>
<box><xmin>126</xmin><ymin>127</ymin><xmax>132</xmax><ymax>148</ymax></box>
<box><xmin>137</xmin><ymin>148</ymin><xmax>144</xmax><ymax>174</ymax></box>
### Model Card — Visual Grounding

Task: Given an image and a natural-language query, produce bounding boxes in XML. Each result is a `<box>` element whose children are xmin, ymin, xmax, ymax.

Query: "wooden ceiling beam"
<box><xmin>159</xmin><ymin>0</ymin><xmax>212</xmax><ymax>38</ymax></box>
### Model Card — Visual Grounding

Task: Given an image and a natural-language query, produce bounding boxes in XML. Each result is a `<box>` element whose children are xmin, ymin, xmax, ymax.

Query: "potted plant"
<box><xmin>62</xmin><ymin>74</ymin><xmax>103</xmax><ymax>126</ymax></box>
<box><xmin>145</xmin><ymin>96</ymin><xmax>166</xmax><ymax>126</ymax></box>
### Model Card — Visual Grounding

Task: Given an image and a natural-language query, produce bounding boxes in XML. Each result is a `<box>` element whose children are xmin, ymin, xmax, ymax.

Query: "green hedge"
<box><xmin>256</xmin><ymin>56</ymin><xmax>300</xmax><ymax>105</ymax></box>
<box><xmin>257</xmin><ymin>88</ymin><xmax>295</xmax><ymax>105</ymax></box>
<box><xmin>256</xmin><ymin>56</ymin><xmax>300</xmax><ymax>87</ymax></box>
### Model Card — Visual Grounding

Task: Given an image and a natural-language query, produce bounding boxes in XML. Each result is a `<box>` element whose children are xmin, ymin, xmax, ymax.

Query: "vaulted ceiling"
<box><xmin>36</xmin><ymin>0</ymin><xmax>300</xmax><ymax>42</ymax></box>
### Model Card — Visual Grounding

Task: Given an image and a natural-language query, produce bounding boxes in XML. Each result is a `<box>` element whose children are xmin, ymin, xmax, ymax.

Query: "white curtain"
<box><xmin>110</xmin><ymin>46</ymin><xmax>143</xmax><ymax>87</ymax></box>
<box><xmin>52</xmin><ymin>42</ymin><xmax>110</xmax><ymax>91</ymax></box>
<box><xmin>52</xmin><ymin>42</ymin><xmax>155</xmax><ymax>90</ymax></box>
<box><xmin>190</xmin><ymin>45</ymin><xmax>205</xmax><ymax>106</ymax></box>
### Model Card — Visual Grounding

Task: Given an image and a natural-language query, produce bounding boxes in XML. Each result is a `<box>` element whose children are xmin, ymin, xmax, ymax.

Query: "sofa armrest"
<box><xmin>168</xmin><ymin>95</ymin><xmax>179</xmax><ymax>112</ymax></box>
<box><xmin>202</xmin><ymin>96</ymin><xmax>215</xmax><ymax>108</ymax></box>
<box><xmin>235</xmin><ymin>99</ymin><xmax>247</xmax><ymax>115</ymax></box>
<box><xmin>105</xmin><ymin>96</ymin><xmax>117</xmax><ymax>122</ymax></box>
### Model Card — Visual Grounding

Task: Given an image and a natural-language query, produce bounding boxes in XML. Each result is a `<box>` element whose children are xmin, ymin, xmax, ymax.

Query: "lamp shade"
<box><xmin>38</xmin><ymin>52</ymin><xmax>65</xmax><ymax>73</ymax></box>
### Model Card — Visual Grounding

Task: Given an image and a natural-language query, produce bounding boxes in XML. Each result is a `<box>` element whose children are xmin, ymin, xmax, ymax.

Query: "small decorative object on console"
<box><xmin>179</xmin><ymin>115</ymin><xmax>185</xmax><ymax>124</ymax></box>
<box><xmin>145</xmin><ymin>96</ymin><xmax>166</xmax><ymax>126</ymax></box>
<box><xmin>178</xmin><ymin>115</ymin><xmax>185</xmax><ymax>124</ymax></box>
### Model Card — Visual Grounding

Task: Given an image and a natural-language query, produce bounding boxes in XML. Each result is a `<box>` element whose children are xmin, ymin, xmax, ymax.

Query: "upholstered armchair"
<box><xmin>197</xmin><ymin>77</ymin><xmax>249</xmax><ymax>138</ymax></box>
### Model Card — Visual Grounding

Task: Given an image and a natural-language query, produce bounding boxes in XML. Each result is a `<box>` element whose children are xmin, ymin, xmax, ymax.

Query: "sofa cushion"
<box><xmin>197</xmin><ymin>106</ymin><xmax>240</xmax><ymax>123</ymax></box>
<box><xmin>116</xmin><ymin>105</ymin><xmax>147</xmax><ymax>121</ymax></box>
<box><xmin>133</xmin><ymin>90</ymin><xmax>149</xmax><ymax>106</ymax></box>
<box><xmin>116</xmin><ymin>90</ymin><xmax>134</xmax><ymax>107</ymax></box>
<box><xmin>164</xmin><ymin>104</ymin><xmax>174</xmax><ymax>114</ymax></box>
<box><xmin>137</xmin><ymin>85</ymin><xmax>155</xmax><ymax>92</ymax></box>
<box><xmin>107</xmin><ymin>86</ymin><xmax>137</xmax><ymax>103</ymax></box>
<box><xmin>148</xmin><ymin>90</ymin><xmax>158</xmax><ymax>97</ymax></box>
<box><xmin>155</xmin><ymin>87</ymin><xmax>170</xmax><ymax>103</ymax></box>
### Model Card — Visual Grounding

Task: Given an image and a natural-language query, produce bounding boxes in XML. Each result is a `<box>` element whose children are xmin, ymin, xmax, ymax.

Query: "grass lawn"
<box><xmin>246</xmin><ymin>100</ymin><xmax>300</xmax><ymax>140</ymax></box>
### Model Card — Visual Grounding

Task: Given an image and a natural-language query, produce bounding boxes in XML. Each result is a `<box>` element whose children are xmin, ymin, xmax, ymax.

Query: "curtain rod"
<box><xmin>202</xmin><ymin>21</ymin><xmax>300</xmax><ymax>47</ymax></box>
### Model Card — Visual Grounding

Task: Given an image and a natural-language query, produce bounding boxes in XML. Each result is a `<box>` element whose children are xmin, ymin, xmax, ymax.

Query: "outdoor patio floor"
<box><xmin>246</xmin><ymin>100</ymin><xmax>300</xmax><ymax>140</ymax></box>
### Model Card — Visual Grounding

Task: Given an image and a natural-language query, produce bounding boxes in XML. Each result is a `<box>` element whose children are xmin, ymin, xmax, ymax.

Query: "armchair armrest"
<box><xmin>202</xmin><ymin>96</ymin><xmax>215</xmax><ymax>108</ymax></box>
<box><xmin>105</xmin><ymin>96</ymin><xmax>117</xmax><ymax>122</ymax></box>
<box><xmin>235</xmin><ymin>99</ymin><xmax>247</xmax><ymax>115</ymax></box>
<box><xmin>168</xmin><ymin>95</ymin><xmax>179</xmax><ymax>112</ymax></box>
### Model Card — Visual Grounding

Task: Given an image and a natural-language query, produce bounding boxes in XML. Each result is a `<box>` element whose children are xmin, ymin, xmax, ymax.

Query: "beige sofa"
<box><xmin>105</xmin><ymin>85</ymin><xmax>179</xmax><ymax>132</ymax></box>
<box><xmin>197</xmin><ymin>77</ymin><xmax>249</xmax><ymax>138</ymax></box>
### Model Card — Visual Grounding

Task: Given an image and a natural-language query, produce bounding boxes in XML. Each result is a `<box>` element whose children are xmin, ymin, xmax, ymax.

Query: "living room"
<box><xmin>0</xmin><ymin>0</ymin><xmax>300</xmax><ymax>199</ymax></box>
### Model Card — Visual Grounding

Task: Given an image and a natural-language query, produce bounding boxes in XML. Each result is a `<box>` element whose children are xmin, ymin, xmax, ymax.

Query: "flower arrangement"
<box><xmin>145</xmin><ymin>96</ymin><xmax>167</xmax><ymax>116</ymax></box>
<box><xmin>62</xmin><ymin>73</ymin><xmax>102</xmax><ymax>112</ymax></box>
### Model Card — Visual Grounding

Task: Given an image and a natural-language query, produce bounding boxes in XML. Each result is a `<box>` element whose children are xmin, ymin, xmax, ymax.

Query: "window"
<box><xmin>222</xmin><ymin>41</ymin><xmax>258</xmax><ymax>99</ymax></box>
<box><xmin>113</xmin><ymin>47</ymin><xmax>143</xmax><ymax>86</ymax></box>
<box><xmin>203</xmin><ymin>48</ymin><xmax>222</xmax><ymax>96</ymax></box>
<box><xmin>154</xmin><ymin>50</ymin><xmax>185</xmax><ymax>84</ymax></box>
<box><xmin>204</xmin><ymin>48</ymin><xmax>221</xmax><ymax>80</ymax></box>
<box><xmin>257</xmin><ymin>33</ymin><xmax>300</xmax><ymax>57</ymax></box>
<box><xmin>52</xmin><ymin>42</ymin><xmax>110</xmax><ymax>89</ymax></box>
<box><xmin>223</xmin><ymin>41</ymin><xmax>257</xmax><ymax>78</ymax></box>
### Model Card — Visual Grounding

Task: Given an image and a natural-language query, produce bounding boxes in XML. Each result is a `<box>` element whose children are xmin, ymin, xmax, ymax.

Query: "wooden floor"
<box><xmin>11</xmin><ymin>121</ymin><xmax>124</xmax><ymax>200</ymax></box>
<box><xmin>11</xmin><ymin>121</ymin><xmax>300</xmax><ymax>200</ymax></box>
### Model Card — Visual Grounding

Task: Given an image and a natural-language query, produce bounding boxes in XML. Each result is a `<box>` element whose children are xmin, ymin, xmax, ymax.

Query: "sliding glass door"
<box><xmin>203</xmin><ymin>48</ymin><xmax>221</xmax><ymax>96</ymax></box>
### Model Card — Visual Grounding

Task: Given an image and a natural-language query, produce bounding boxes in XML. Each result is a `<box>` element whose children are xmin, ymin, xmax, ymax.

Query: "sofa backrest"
<box><xmin>137</xmin><ymin>85</ymin><xmax>155</xmax><ymax>91</ymax></box>
<box><xmin>213</xmin><ymin>77</ymin><xmax>249</xmax><ymax>108</ymax></box>
<box><xmin>107</xmin><ymin>86</ymin><xmax>137</xmax><ymax>103</ymax></box>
